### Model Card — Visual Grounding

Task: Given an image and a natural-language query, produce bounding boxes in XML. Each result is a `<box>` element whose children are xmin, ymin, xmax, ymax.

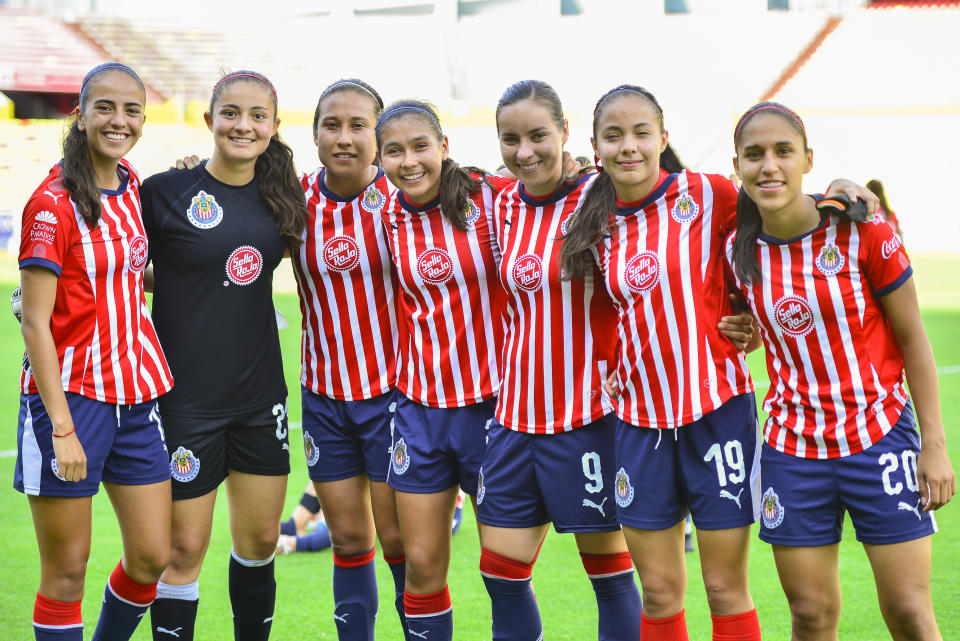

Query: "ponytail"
<box><xmin>61</xmin><ymin>118</ymin><xmax>103</xmax><ymax>226</ymax></box>
<box><xmin>560</xmin><ymin>171</ymin><xmax>615</xmax><ymax>280</ymax></box>
<box><xmin>731</xmin><ymin>189</ymin><xmax>764</xmax><ymax>285</ymax></box>
<box><xmin>255</xmin><ymin>134</ymin><xmax>308</xmax><ymax>248</ymax></box>
<box><xmin>438</xmin><ymin>158</ymin><xmax>485</xmax><ymax>231</ymax></box>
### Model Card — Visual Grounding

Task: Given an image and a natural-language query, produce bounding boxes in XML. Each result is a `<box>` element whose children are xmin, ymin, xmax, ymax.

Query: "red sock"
<box><xmin>712</xmin><ymin>609</ymin><xmax>761</xmax><ymax>641</ymax></box>
<box><xmin>641</xmin><ymin>609</ymin><xmax>689</xmax><ymax>641</ymax></box>
<box><xmin>108</xmin><ymin>560</ymin><xmax>158</xmax><ymax>606</ymax></box>
<box><xmin>333</xmin><ymin>548</ymin><xmax>376</xmax><ymax>568</ymax></box>
<box><xmin>579</xmin><ymin>551</ymin><xmax>634</xmax><ymax>578</ymax></box>
<box><xmin>33</xmin><ymin>592</ymin><xmax>82</xmax><ymax>629</ymax></box>
<box><xmin>403</xmin><ymin>586</ymin><xmax>452</xmax><ymax>616</ymax></box>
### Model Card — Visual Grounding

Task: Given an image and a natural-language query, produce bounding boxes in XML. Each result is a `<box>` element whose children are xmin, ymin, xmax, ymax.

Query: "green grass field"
<box><xmin>0</xmin><ymin>254</ymin><xmax>958</xmax><ymax>640</ymax></box>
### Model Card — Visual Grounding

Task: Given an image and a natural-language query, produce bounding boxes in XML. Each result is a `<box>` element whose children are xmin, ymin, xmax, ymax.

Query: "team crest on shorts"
<box><xmin>225</xmin><ymin>245</ymin><xmax>263</xmax><ymax>286</ymax></box>
<box><xmin>361</xmin><ymin>185</ymin><xmax>386</xmax><ymax>213</ymax></box>
<box><xmin>512</xmin><ymin>254</ymin><xmax>543</xmax><ymax>292</ymax></box>
<box><xmin>303</xmin><ymin>432</ymin><xmax>320</xmax><ymax>467</ymax></box>
<box><xmin>815</xmin><ymin>242</ymin><xmax>844</xmax><ymax>276</ymax></box>
<box><xmin>761</xmin><ymin>487</ymin><xmax>785</xmax><ymax>529</ymax></box>
<box><xmin>464</xmin><ymin>199</ymin><xmax>482</xmax><ymax>226</ymax></box>
<box><xmin>170</xmin><ymin>446</ymin><xmax>200</xmax><ymax>483</ymax></box>
<box><xmin>614</xmin><ymin>467</ymin><xmax>635</xmax><ymax>508</ymax></box>
<box><xmin>323</xmin><ymin>235</ymin><xmax>361</xmax><ymax>272</ymax></box>
<box><xmin>417</xmin><ymin>248</ymin><xmax>454</xmax><ymax>285</ymax></box>
<box><xmin>670</xmin><ymin>194</ymin><xmax>700</xmax><ymax>223</ymax></box>
<box><xmin>50</xmin><ymin>457</ymin><xmax>67</xmax><ymax>482</ymax></box>
<box><xmin>187</xmin><ymin>191</ymin><xmax>223</xmax><ymax>229</ymax></box>
<box><xmin>392</xmin><ymin>437</ymin><xmax>410</xmax><ymax>475</ymax></box>
<box><xmin>773</xmin><ymin>294</ymin><xmax>815</xmax><ymax>338</ymax></box>
<box><xmin>128</xmin><ymin>235</ymin><xmax>148</xmax><ymax>272</ymax></box>
<box><xmin>476</xmin><ymin>467</ymin><xmax>486</xmax><ymax>505</ymax></box>
<box><xmin>624</xmin><ymin>251</ymin><xmax>660</xmax><ymax>293</ymax></box>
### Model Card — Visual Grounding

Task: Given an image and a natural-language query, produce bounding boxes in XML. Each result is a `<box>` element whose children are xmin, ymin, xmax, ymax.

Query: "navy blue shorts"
<box><xmin>164</xmin><ymin>399</ymin><xmax>290</xmax><ymax>500</ymax></box>
<box><xmin>759</xmin><ymin>401</ymin><xmax>937</xmax><ymax>546</ymax></box>
<box><xmin>301</xmin><ymin>387</ymin><xmax>395</xmax><ymax>484</ymax></box>
<box><xmin>613</xmin><ymin>392</ymin><xmax>761</xmax><ymax>530</ymax></box>
<box><xmin>387</xmin><ymin>395</ymin><xmax>494</xmax><ymax>495</ymax></box>
<box><xmin>476</xmin><ymin>416</ymin><xmax>621</xmax><ymax>533</ymax></box>
<box><xmin>14</xmin><ymin>393</ymin><xmax>170</xmax><ymax>497</ymax></box>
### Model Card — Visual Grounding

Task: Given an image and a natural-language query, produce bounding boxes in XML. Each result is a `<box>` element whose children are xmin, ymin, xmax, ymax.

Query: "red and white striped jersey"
<box><xmin>726</xmin><ymin>211</ymin><xmax>912</xmax><ymax>459</ymax></box>
<box><xmin>597</xmin><ymin>171</ymin><xmax>753</xmax><ymax>429</ymax></box>
<box><xmin>494</xmin><ymin>174</ymin><xmax>616</xmax><ymax>434</ymax></box>
<box><xmin>383</xmin><ymin>178</ymin><xmax>505</xmax><ymax>408</ymax></box>
<box><xmin>294</xmin><ymin>168</ymin><xmax>398</xmax><ymax>400</ymax></box>
<box><xmin>18</xmin><ymin>161</ymin><xmax>173</xmax><ymax>404</ymax></box>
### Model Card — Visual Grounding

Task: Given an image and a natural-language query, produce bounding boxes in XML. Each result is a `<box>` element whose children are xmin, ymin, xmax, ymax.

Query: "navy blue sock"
<box><xmin>91</xmin><ymin>561</ymin><xmax>156</xmax><ymax>641</ymax></box>
<box><xmin>296</xmin><ymin>523</ymin><xmax>332</xmax><ymax>552</ymax></box>
<box><xmin>385</xmin><ymin>554</ymin><xmax>411</xmax><ymax>641</ymax></box>
<box><xmin>479</xmin><ymin>548</ymin><xmax>542</xmax><ymax>641</ymax></box>
<box><xmin>332</xmin><ymin>549</ymin><xmax>378</xmax><ymax>641</ymax></box>
<box><xmin>581</xmin><ymin>552</ymin><xmax>642</xmax><ymax>641</ymax></box>
<box><xmin>404</xmin><ymin>588</ymin><xmax>453</xmax><ymax>641</ymax></box>
<box><xmin>150</xmin><ymin>580</ymin><xmax>198</xmax><ymax>641</ymax></box>
<box><xmin>279</xmin><ymin>517</ymin><xmax>297</xmax><ymax>536</ymax></box>
<box><xmin>229</xmin><ymin>552</ymin><xmax>276</xmax><ymax>641</ymax></box>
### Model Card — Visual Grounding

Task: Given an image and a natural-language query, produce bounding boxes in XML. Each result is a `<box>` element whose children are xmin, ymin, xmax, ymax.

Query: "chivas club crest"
<box><xmin>615</xmin><ymin>467</ymin><xmax>635</xmax><ymax>508</ymax></box>
<box><xmin>670</xmin><ymin>194</ymin><xmax>700</xmax><ymax>223</ymax></box>
<box><xmin>476</xmin><ymin>467</ymin><xmax>486</xmax><ymax>505</ymax></box>
<box><xmin>392</xmin><ymin>437</ymin><xmax>410</xmax><ymax>475</ymax></box>
<box><xmin>303</xmin><ymin>432</ymin><xmax>320</xmax><ymax>467</ymax></box>
<box><xmin>170</xmin><ymin>446</ymin><xmax>200</xmax><ymax>483</ymax></box>
<box><xmin>815</xmin><ymin>243</ymin><xmax>844</xmax><ymax>276</ymax></box>
<box><xmin>464</xmin><ymin>199</ymin><xmax>482</xmax><ymax>226</ymax></box>
<box><xmin>361</xmin><ymin>185</ymin><xmax>386</xmax><ymax>213</ymax></box>
<box><xmin>761</xmin><ymin>487</ymin><xmax>785</xmax><ymax>529</ymax></box>
<box><xmin>187</xmin><ymin>191</ymin><xmax>223</xmax><ymax>229</ymax></box>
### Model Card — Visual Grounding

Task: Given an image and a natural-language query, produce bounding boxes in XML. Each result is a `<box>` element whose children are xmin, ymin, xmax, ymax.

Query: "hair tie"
<box><xmin>377</xmin><ymin>105</ymin><xmax>440</xmax><ymax>128</ymax></box>
<box><xmin>80</xmin><ymin>62</ymin><xmax>142</xmax><ymax>97</ymax></box>
<box><xmin>214</xmin><ymin>72</ymin><xmax>277</xmax><ymax>99</ymax></box>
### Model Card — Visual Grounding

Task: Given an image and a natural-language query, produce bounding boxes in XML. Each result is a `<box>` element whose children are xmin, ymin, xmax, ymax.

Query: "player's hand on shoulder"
<box><xmin>917</xmin><ymin>439</ymin><xmax>956</xmax><ymax>511</ymax></box>
<box><xmin>171</xmin><ymin>155</ymin><xmax>202</xmax><ymax>171</ymax></box>
<box><xmin>824</xmin><ymin>179</ymin><xmax>880</xmax><ymax>219</ymax></box>
<box><xmin>52</xmin><ymin>427</ymin><xmax>87</xmax><ymax>483</ymax></box>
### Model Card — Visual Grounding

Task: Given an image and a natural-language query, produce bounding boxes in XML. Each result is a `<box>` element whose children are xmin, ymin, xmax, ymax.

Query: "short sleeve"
<box><xmin>19</xmin><ymin>194</ymin><xmax>73</xmax><ymax>276</ymax></box>
<box><xmin>139</xmin><ymin>177</ymin><xmax>161</xmax><ymax>264</ymax></box>
<box><xmin>860</xmin><ymin>213</ymin><xmax>912</xmax><ymax>297</ymax></box>
<box><xmin>709</xmin><ymin>174</ymin><xmax>740</xmax><ymax>238</ymax></box>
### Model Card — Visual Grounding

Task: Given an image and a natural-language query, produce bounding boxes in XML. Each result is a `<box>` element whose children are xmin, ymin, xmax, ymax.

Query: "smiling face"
<box><xmin>378</xmin><ymin>113</ymin><xmax>448</xmax><ymax>205</ymax></box>
<box><xmin>77</xmin><ymin>70</ymin><xmax>145</xmax><ymax>171</ymax></box>
<box><xmin>592</xmin><ymin>93</ymin><xmax>668</xmax><ymax>203</ymax></box>
<box><xmin>204</xmin><ymin>79</ymin><xmax>278</xmax><ymax>167</ymax></box>
<box><xmin>733</xmin><ymin>111</ymin><xmax>813</xmax><ymax>220</ymax></box>
<box><xmin>497</xmin><ymin>98</ymin><xmax>568</xmax><ymax>197</ymax></box>
<box><xmin>314</xmin><ymin>89</ymin><xmax>379</xmax><ymax>188</ymax></box>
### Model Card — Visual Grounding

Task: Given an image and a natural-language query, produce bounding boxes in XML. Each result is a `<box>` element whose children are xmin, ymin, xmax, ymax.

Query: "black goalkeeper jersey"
<box><xmin>141</xmin><ymin>163</ymin><xmax>287</xmax><ymax>417</ymax></box>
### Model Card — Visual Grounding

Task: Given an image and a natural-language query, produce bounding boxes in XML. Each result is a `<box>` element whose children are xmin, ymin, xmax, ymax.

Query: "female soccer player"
<box><xmin>727</xmin><ymin>101</ymin><xmax>955</xmax><ymax>641</ymax></box>
<box><xmin>476</xmin><ymin>79</ymin><xmax>642</xmax><ymax>641</ymax></box>
<box><xmin>561</xmin><ymin>84</ymin><xmax>763</xmax><ymax>641</ymax></box>
<box><xmin>375</xmin><ymin>99</ymin><xmax>508</xmax><ymax>640</ymax></box>
<box><xmin>15</xmin><ymin>62</ymin><xmax>174</xmax><ymax>641</ymax></box>
<box><xmin>141</xmin><ymin>70</ymin><xmax>307</xmax><ymax>641</ymax></box>
<box><xmin>292</xmin><ymin>78</ymin><xmax>408</xmax><ymax>640</ymax></box>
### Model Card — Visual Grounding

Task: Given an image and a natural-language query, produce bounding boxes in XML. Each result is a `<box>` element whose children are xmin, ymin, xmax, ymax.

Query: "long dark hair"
<box><xmin>63</xmin><ymin>62</ymin><xmax>145</xmax><ymax>226</ymax></box>
<box><xmin>560</xmin><ymin>85</ymin><xmax>665</xmax><ymax>280</ymax></box>
<box><xmin>375</xmin><ymin>99</ymin><xmax>486</xmax><ymax>231</ymax></box>
<box><xmin>210</xmin><ymin>70</ymin><xmax>307</xmax><ymax>248</ymax></box>
<box><xmin>730</xmin><ymin>101</ymin><xmax>808</xmax><ymax>284</ymax></box>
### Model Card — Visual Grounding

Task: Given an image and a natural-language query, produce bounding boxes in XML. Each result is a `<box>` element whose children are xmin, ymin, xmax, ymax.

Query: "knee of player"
<box><xmin>403</xmin><ymin>547</ymin><xmax>446</xmax><ymax>584</ymax></box>
<box><xmin>700</xmin><ymin>569</ymin><xmax>750</xmax><ymax>612</ymax></box>
<box><xmin>44</xmin><ymin>557</ymin><xmax>89</xmax><ymax>600</ymax></box>
<box><xmin>123</xmin><ymin>548</ymin><xmax>170</xmax><ymax>583</ymax></box>
<box><xmin>328</xmin><ymin>524</ymin><xmax>377</xmax><ymax>556</ymax></box>
<box><xmin>637</xmin><ymin>571</ymin><xmax>685</xmax><ymax>615</ymax></box>
<box><xmin>788</xmin><ymin>596</ymin><xmax>840</xmax><ymax>633</ymax></box>
<box><xmin>879</xmin><ymin>597</ymin><xmax>936</xmax><ymax>635</ymax></box>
